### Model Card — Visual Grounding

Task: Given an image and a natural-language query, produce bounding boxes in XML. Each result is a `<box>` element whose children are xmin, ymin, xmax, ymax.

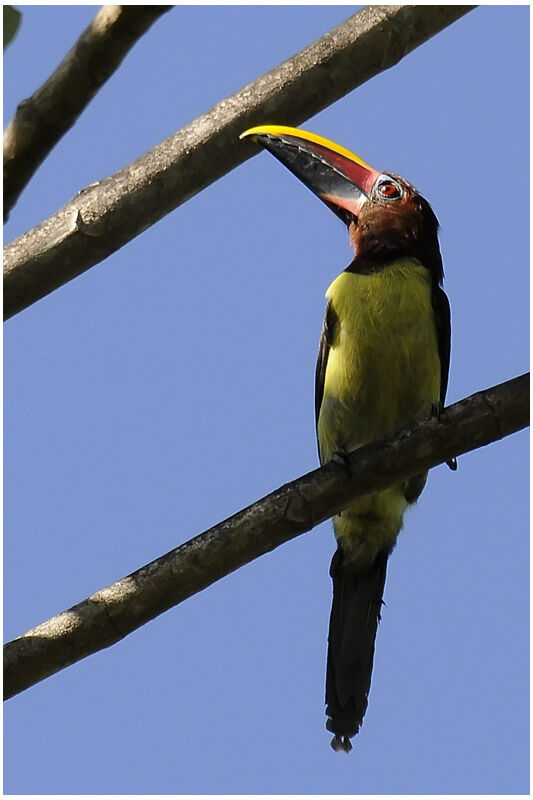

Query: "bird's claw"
<box><xmin>329</xmin><ymin>450</ymin><xmax>352</xmax><ymax>479</ymax></box>
<box><xmin>430</xmin><ymin>403</ymin><xmax>457</xmax><ymax>471</ymax></box>
<box><xmin>430</xmin><ymin>401</ymin><xmax>444</xmax><ymax>421</ymax></box>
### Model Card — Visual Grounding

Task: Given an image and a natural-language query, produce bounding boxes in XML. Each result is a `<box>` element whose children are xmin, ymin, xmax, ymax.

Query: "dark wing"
<box><xmin>405</xmin><ymin>285</ymin><xmax>453</xmax><ymax>500</ymax></box>
<box><xmin>432</xmin><ymin>285</ymin><xmax>452</xmax><ymax>405</ymax></box>
<box><xmin>315</xmin><ymin>300</ymin><xmax>336</xmax><ymax>429</ymax></box>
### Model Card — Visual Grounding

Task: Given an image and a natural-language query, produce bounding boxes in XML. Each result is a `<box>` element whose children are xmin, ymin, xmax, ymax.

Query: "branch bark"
<box><xmin>3</xmin><ymin>5</ymin><xmax>172</xmax><ymax>220</ymax></box>
<box><xmin>3</xmin><ymin>5</ymin><xmax>476</xmax><ymax>320</ymax></box>
<box><xmin>4</xmin><ymin>372</ymin><xmax>528</xmax><ymax>700</ymax></box>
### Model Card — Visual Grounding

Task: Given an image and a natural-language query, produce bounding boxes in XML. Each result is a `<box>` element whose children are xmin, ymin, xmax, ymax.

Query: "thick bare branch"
<box><xmin>4</xmin><ymin>372</ymin><xmax>528</xmax><ymax>700</ymax></box>
<box><xmin>3</xmin><ymin>5</ymin><xmax>475</xmax><ymax>320</ymax></box>
<box><xmin>3</xmin><ymin>5</ymin><xmax>172</xmax><ymax>220</ymax></box>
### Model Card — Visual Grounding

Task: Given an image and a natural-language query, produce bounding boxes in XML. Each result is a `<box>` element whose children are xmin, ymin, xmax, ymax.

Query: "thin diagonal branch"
<box><xmin>4</xmin><ymin>372</ymin><xmax>528</xmax><ymax>700</ymax></box>
<box><xmin>3</xmin><ymin>5</ymin><xmax>476</xmax><ymax>320</ymax></box>
<box><xmin>3</xmin><ymin>5</ymin><xmax>172</xmax><ymax>220</ymax></box>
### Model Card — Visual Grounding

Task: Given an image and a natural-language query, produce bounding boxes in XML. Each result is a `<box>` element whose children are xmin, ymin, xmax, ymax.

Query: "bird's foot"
<box><xmin>430</xmin><ymin>400</ymin><xmax>444</xmax><ymax>421</ymax></box>
<box><xmin>430</xmin><ymin>402</ymin><xmax>457</xmax><ymax>471</ymax></box>
<box><xmin>329</xmin><ymin>450</ymin><xmax>352</xmax><ymax>479</ymax></box>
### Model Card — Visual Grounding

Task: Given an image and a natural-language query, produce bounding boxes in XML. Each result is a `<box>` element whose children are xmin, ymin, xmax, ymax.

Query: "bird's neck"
<box><xmin>347</xmin><ymin>216</ymin><xmax>443</xmax><ymax>282</ymax></box>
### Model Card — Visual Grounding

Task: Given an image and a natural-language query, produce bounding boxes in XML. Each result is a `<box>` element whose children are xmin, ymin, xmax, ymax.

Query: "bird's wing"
<box><xmin>432</xmin><ymin>285</ymin><xmax>452</xmax><ymax>405</ymax></box>
<box><xmin>405</xmin><ymin>284</ymin><xmax>452</xmax><ymax>502</ymax></box>
<box><xmin>315</xmin><ymin>300</ymin><xmax>336</xmax><ymax>429</ymax></box>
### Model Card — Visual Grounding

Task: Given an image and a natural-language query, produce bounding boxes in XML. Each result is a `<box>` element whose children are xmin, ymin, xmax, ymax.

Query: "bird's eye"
<box><xmin>377</xmin><ymin>181</ymin><xmax>401</xmax><ymax>200</ymax></box>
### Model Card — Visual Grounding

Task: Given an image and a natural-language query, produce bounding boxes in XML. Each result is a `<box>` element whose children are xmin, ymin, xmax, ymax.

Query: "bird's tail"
<box><xmin>326</xmin><ymin>545</ymin><xmax>388</xmax><ymax>752</ymax></box>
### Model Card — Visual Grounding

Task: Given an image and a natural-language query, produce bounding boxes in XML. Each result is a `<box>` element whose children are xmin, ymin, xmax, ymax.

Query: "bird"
<box><xmin>240</xmin><ymin>124</ymin><xmax>452</xmax><ymax>752</ymax></box>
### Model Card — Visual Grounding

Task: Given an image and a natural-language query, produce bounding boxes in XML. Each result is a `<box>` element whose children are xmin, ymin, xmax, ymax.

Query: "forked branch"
<box><xmin>3</xmin><ymin>5</ymin><xmax>172</xmax><ymax>219</ymax></box>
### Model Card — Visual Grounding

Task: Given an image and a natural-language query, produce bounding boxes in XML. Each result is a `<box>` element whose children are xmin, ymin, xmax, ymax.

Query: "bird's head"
<box><xmin>241</xmin><ymin>125</ymin><xmax>443</xmax><ymax>283</ymax></box>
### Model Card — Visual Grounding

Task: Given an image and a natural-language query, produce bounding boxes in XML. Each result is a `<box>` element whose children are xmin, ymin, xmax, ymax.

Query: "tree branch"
<box><xmin>3</xmin><ymin>5</ymin><xmax>172</xmax><ymax>220</ymax></box>
<box><xmin>3</xmin><ymin>5</ymin><xmax>476</xmax><ymax>320</ymax></box>
<box><xmin>4</xmin><ymin>372</ymin><xmax>528</xmax><ymax>700</ymax></box>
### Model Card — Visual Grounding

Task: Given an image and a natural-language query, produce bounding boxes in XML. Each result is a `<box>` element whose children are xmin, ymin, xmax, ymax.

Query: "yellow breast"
<box><xmin>317</xmin><ymin>258</ymin><xmax>441</xmax><ymax>463</ymax></box>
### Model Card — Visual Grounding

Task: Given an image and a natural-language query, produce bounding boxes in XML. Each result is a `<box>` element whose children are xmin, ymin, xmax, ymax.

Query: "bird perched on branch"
<box><xmin>240</xmin><ymin>124</ymin><xmax>452</xmax><ymax>752</ymax></box>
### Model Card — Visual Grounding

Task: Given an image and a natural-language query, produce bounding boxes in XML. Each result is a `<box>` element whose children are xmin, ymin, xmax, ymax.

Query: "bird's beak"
<box><xmin>240</xmin><ymin>124</ymin><xmax>381</xmax><ymax>223</ymax></box>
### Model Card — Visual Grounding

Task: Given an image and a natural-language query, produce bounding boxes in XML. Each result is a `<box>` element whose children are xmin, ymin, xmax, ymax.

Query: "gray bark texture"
<box><xmin>4</xmin><ymin>372</ymin><xmax>528</xmax><ymax>700</ymax></box>
<box><xmin>3</xmin><ymin>5</ymin><xmax>475</xmax><ymax>320</ymax></box>
<box><xmin>3</xmin><ymin>5</ymin><xmax>172</xmax><ymax>220</ymax></box>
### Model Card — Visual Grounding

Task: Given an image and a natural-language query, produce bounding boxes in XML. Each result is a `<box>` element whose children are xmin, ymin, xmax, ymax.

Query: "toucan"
<box><xmin>240</xmin><ymin>124</ymin><xmax>452</xmax><ymax>752</ymax></box>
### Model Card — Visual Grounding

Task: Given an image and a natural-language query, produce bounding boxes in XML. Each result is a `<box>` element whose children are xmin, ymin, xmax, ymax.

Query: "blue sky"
<box><xmin>4</xmin><ymin>5</ymin><xmax>529</xmax><ymax>794</ymax></box>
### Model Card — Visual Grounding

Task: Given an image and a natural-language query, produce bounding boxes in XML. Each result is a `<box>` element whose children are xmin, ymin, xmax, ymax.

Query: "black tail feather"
<box><xmin>326</xmin><ymin>546</ymin><xmax>388</xmax><ymax>752</ymax></box>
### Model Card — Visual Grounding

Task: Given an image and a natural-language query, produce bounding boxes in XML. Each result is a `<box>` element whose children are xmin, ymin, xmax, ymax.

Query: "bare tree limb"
<box><xmin>4</xmin><ymin>372</ymin><xmax>528</xmax><ymax>700</ymax></box>
<box><xmin>3</xmin><ymin>5</ymin><xmax>476</xmax><ymax>320</ymax></box>
<box><xmin>3</xmin><ymin>5</ymin><xmax>172</xmax><ymax>220</ymax></box>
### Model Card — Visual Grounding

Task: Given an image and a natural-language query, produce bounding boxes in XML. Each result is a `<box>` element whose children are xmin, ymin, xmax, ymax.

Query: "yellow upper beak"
<box><xmin>240</xmin><ymin>125</ymin><xmax>374</xmax><ymax>172</ymax></box>
<box><xmin>240</xmin><ymin>124</ymin><xmax>381</xmax><ymax>221</ymax></box>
